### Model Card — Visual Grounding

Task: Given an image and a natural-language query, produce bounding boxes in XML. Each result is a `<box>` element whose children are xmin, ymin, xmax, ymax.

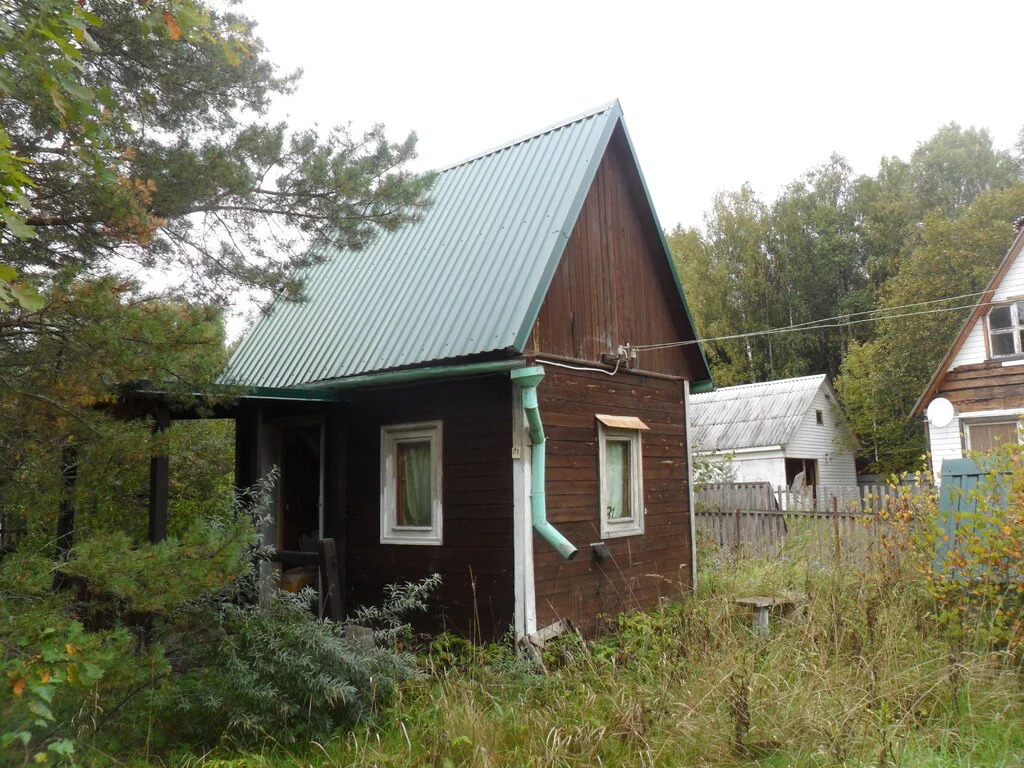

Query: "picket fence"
<box><xmin>694</xmin><ymin>482</ymin><xmax>914</xmax><ymax>562</ymax></box>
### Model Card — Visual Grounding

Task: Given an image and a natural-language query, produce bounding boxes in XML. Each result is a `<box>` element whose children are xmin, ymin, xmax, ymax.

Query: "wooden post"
<box><xmin>318</xmin><ymin>537</ymin><xmax>343</xmax><ymax>621</ymax></box>
<box><xmin>148</xmin><ymin>409</ymin><xmax>170</xmax><ymax>544</ymax></box>
<box><xmin>734</xmin><ymin>507</ymin><xmax>742</xmax><ymax>551</ymax></box>
<box><xmin>832</xmin><ymin>495</ymin><xmax>841</xmax><ymax>561</ymax></box>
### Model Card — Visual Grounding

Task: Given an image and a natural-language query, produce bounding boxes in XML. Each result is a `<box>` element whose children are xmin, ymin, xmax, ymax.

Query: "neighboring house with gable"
<box><xmin>914</xmin><ymin>226</ymin><xmax>1024</xmax><ymax>479</ymax></box>
<box><xmin>210</xmin><ymin>101</ymin><xmax>713</xmax><ymax>639</ymax></box>
<box><xmin>689</xmin><ymin>375</ymin><xmax>858</xmax><ymax>488</ymax></box>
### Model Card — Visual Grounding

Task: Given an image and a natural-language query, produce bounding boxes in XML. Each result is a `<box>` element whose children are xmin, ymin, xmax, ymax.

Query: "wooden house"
<box><xmin>690</xmin><ymin>375</ymin><xmax>858</xmax><ymax>488</ymax></box>
<box><xmin>216</xmin><ymin>101</ymin><xmax>713</xmax><ymax>639</ymax></box>
<box><xmin>914</xmin><ymin>227</ymin><xmax>1024</xmax><ymax>479</ymax></box>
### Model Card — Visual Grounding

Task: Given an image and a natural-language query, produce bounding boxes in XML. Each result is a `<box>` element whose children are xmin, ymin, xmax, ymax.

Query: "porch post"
<box><xmin>148</xmin><ymin>408</ymin><xmax>170</xmax><ymax>543</ymax></box>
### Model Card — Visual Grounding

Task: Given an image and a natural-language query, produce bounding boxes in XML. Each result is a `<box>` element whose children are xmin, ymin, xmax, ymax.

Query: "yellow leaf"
<box><xmin>39</xmin><ymin>670</ymin><xmax>51</xmax><ymax>684</ymax></box>
<box><xmin>65</xmin><ymin>642</ymin><xmax>77</xmax><ymax>655</ymax></box>
<box><xmin>163</xmin><ymin>11</ymin><xmax>182</xmax><ymax>40</ymax></box>
<box><xmin>11</xmin><ymin>676</ymin><xmax>25</xmax><ymax>696</ymax></box>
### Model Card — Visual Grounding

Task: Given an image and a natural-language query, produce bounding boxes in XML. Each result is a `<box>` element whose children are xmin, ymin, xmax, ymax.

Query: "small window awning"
<box><xmin>596</xmin><ymin>414</ymin><xmax>650</xmax><ymax>430</ymax></box>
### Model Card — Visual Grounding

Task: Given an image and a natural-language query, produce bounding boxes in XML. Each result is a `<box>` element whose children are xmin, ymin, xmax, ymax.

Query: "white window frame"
<box><xmin>597</xmin><ymin>417</ymin><xmax>646</xmax><ymax>539</ymax></box>
<box><xmin>986</xmin><ymin>300</ymin><xmax>1024</xmax><ymax>358</ymax></box>
<box><xmin>380</xmin><ymin>420</ymin><xmax>443</xmax><ymax>546</ymax></box>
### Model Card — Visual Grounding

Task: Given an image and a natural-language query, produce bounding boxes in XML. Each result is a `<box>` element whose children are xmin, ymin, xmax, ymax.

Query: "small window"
<box><xmin>380</xmin><ymin>421</ymin><xmax>442</xmax><ymax>545</ymax></box>
<box><xmin>597</xmin><ymin>416</ymin><xmax>647</xmax><ymax>539</ymax></box>
<box><xmin>815</xmin><ymin>409</ymin><xmax>823</xmax><ymax>425</ymax></box>
<box><xmin>987</xmin><ymin>301</ymin><xmax>1024</xmax><ymax>358</ymax></box>
<box><xmin>965</xmin><ymin>421</ymin><xmax>1020</xmax><ymax>454</ymax></box>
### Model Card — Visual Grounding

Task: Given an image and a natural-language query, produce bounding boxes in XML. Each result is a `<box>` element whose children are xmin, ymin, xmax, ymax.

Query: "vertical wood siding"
<box><xmin>342</xmin><ymin>376</ymin><xmax>515</xmax><ymax>638</ymax></box>
<box><xmin>531</xmin><ymin>367</ymin><xmax>692</xmax><ymax>635</ymax></box>
<box><xmin>528</xmin><ymin>128</ymin><xmax>698</xmax><ymax>379</ymax></box>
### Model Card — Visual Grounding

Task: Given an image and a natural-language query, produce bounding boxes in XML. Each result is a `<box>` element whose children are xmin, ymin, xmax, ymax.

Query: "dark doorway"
<box><xmin>279</xmin><ymin>423</ymin><xmax>323</xmax><ymax>553</ymax></box>
<box><xmin>784</xmin><ymin>458</ymin><xmax>817</xmax><ymax>488</ymax></box>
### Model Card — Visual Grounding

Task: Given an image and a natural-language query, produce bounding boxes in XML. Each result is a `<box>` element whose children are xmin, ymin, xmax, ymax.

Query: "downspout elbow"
<box><xmin>510</xmin><ymin>366</ymin><xmax>578</xmax><ymax>561</ymax></box>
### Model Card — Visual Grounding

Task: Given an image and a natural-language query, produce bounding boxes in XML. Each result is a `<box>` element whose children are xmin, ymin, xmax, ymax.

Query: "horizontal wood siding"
<box><xmin>533</xmin><ymin>367</ymin><xmax>692</xmax><ymax>635</ymax></box>
<box><xmin>527</xmin><ymin>128</ymin><xmax>698</xmax><ymax>379</ymax></box>
<box><xmin>342</xmin><ymin>376</ymin><xmax>515</xmax><ymax>639</ymax></box>
<box><xmin>926</xmin><ymin>419</ymin><xmax>964</xmax><ymax>479</ymax></box>
<box><xmin>784</xmin><ymin>387</ymin><xmax>858</xmax><ymax>486</ymax></box>
<box><xmin>936</xmin><ymin>361</ymin><xmax>1024</xmax><ymax>412</ymax></box>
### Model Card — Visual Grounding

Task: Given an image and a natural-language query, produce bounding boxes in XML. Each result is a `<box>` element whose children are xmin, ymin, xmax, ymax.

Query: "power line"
<box><xmin>634</xmin><ymin>289</ymin><xmax>1002</xmax><ymax>352</ymax></box>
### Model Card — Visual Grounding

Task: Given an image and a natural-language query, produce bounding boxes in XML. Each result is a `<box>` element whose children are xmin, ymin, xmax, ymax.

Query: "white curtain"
<box><xmin>605</xmin><ymin>441</ymin><xmax>631</xmax><ymax>519</ymax></box>
<box><xmin>397</xmin><ymin>441</ymin><xmax>431</xmax><ymax>526</ymax></box>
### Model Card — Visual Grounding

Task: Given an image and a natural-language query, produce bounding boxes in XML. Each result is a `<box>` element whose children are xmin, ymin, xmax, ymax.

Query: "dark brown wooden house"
<box><xmin>219</xmin><ymin>101</ymin><xmax>713</xmax><ymax>639</ymax></box>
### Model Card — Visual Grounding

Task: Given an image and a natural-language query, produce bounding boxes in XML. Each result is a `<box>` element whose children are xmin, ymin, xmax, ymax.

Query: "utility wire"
<box><xmin>633</xmin><ymin>289</ymin><xmax>1003</xmax><ymax>352</ymax></box>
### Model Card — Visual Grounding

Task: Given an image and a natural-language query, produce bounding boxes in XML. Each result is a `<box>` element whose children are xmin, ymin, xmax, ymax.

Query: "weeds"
<box><xmin>177</xmin><ymin>533</ymin><xmax>1022</xmax><ymax>768</ymax></box>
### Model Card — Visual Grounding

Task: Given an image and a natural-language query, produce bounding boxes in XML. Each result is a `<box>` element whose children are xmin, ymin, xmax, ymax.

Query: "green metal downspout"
<box><xmin>510</xmin><ymin>366</ymin><xmax>578</xmax><ymax>560</ymax></box>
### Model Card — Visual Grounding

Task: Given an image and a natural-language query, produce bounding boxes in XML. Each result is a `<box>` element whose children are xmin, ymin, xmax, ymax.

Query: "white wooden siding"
<box><xmin>927</xmin><ymin>420</ymin><xmax>963</xmax><ymax>479</ymax></box>
<box><xmin>785</xmin><ymin>386</ymin><xmax>858</xmax><ymax>485</ymax></box>
<box><xmin>927</xmin><ymin>408</ymin><xmax>1024</xmax><ymax>480</ymax></box>
<box><xmin>951</xmin><ymin>252</ymin><xmax>1024</xmax><ymax>368</ymax></box>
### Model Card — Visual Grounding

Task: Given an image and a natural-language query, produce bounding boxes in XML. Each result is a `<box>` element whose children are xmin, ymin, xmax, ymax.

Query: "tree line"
<box><xmin>668</xmin><ymin>126</ymin><xmax>1024</xmax><ymax>474</ymax></box>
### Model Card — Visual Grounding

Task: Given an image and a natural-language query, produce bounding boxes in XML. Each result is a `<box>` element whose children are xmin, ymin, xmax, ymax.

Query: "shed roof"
<box><xmin>689</xmin><ymin>374</ymin><xmax>828</xmax><ymax>452</ymax></box>
<box><xmin>223</xmin><ymin>101</ymin><xmax>710</xmax><ymax>389</ymax></box>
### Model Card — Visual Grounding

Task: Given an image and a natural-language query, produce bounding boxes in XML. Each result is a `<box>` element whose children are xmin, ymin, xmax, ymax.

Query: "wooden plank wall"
<box><xmin>533</xmin><ymin>367</ymin><xmax>692</xmax><ymax>635</ymax></box>
<box><xmin>936</xmin><ymin>361</ymin><xmax>1024</xmax><ymax>412</ymax></box>
<box><xmin>527</xmin><ymin>128</ymin><xmax>698</xmax><ymax>380</ymax></box>
<box><xmin>342</xmin><ymin>375</ymin><xmax>515</xmax><ymax>639</ymax></box>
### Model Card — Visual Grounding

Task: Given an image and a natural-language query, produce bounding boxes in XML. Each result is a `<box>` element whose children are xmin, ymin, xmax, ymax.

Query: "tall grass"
<box><xmin>176</xmin><ymin>537</ymin><xmax>1023</xmax><ymax>768</ymax></box>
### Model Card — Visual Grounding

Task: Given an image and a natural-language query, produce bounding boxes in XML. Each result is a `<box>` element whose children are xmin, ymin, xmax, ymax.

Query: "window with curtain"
<box><xmin>597</xmin><ymin>415</ymin><xmax>648</xmax><ymax>538</ymax></box>
<box><xmin>965</xmin><ymin>420</ymin><xmax>1020</xmax><ymax>454</ymax></box>
<box><xmin>380</xmin><ymin>421</ymin><xmax>442</xmax><ymax>545</ymax></box>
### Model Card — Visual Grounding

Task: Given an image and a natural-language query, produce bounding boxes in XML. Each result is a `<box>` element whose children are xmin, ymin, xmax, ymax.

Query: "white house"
<box><xmin>690</xmin><ymin>374</ymin><xmax>859</xmax><ymax>487</ymax></box>
<box><xmin>914</xmin><ymin>226</ymin><xmax>1024</xmax><ymax>480</ymax></box>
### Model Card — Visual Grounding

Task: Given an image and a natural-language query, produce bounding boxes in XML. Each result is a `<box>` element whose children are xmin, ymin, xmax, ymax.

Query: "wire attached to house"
<box><xmin>631</xmin><ymin>289</ymin><xmax>1005</xmax><ymax>352</ymax></box>
<box><xmin>537</xmin><ymin>358</ymin><xmax>622</xmax><ymax>376</ymax></box>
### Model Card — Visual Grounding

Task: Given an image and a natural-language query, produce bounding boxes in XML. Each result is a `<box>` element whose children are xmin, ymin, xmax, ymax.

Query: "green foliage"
<box><xmin>166</xmin><ymin>584</ymin><xmax>430</xmax><ymax>746</ymax></box>
<box><xmin>670</xmin><ymin>123</ymin><xmax>1024</xmax><ymax>472</ymax></box>
<box><xmin>837</xmin><ymin>183</ymin><xmax>1024</xmax><ymax>472</ymax></box>
<box><xmin>239</xmin><ymin>536</ymin><xmax>1022</xmax><ymax>768</ymax></box>
<box><xmin>0</xmin><ymin>474</ymin><xmax>440</xmax><ymax>761</ymax></box>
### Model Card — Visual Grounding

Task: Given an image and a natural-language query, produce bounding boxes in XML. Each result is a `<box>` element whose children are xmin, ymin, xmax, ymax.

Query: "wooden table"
<box><xmin>734</xmin><ymin>595</ymin><xmax>804</xmax><ymax>635</ymax></box>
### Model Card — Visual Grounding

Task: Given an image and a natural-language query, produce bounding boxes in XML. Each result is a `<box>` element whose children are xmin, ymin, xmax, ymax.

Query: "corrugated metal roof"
<box><xmin>689</xmin><ymin>375</ymin><xmax>827</xmax><ymax>451</ymax></box>
<box><xmin>223</xmin><ymin>102</ymin><xmax>622</xmax><ymax>388</ymax></box>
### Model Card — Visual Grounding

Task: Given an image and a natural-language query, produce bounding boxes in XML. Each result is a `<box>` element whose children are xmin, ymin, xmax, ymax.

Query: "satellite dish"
<box><xmin>926</xmin><ymin>397</ymin><xmax>955</xmax><ymax>429</ymax></box>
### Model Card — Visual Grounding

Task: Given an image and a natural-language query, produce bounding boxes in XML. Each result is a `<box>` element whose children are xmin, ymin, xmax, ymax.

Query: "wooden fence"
<box><xmin>694</xmin><ymin>483</ymin><xmax>915</xmax><ymax>562</ymax></box>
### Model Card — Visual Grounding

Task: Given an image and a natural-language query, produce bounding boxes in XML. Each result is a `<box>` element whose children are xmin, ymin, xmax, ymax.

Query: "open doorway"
<box><xmin>785</xmin><ymin>457</ymin><xmax>817</xmax><ymax>489</ymax></box>
<box><xmin>274</xmin><ymin>421</ymin><xmax>324</xmax><ymax>597</ymax></box>
<box><xmin>279</xmin><ymin>423</ymin><xmax>323</xmax><ymax>551</ymax></box>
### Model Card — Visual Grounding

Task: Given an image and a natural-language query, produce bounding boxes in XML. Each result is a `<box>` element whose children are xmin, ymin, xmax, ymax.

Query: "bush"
<box><xmin>0</xmin><ymin>472</ymin><xmax>439</xmax><ymax>762</ymax></box>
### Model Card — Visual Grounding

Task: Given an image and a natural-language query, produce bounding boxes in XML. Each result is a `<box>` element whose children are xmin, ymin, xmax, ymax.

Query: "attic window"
<box><xmin>987</xmin><ymin>301</ymin><xmax>1024</xmax><ymax>358</ymax></box>
<box><xmin>815</xmin><ymin>410</ymin><xmax>823</xmax><ymax>425</ymax></box>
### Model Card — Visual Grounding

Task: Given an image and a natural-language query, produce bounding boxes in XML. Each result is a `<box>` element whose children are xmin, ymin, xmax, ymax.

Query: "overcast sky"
<box><xmin>238</xmin><ymin>0</ymin><xmax>1022</xmax><ymax>232</ymax></box>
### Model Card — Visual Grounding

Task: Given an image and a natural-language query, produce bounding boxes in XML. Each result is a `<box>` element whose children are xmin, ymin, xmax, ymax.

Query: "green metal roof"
<box><xmin>223</xmin><ymin>101</ymin><xmax>710</xmax><ymax>388</ymax></box>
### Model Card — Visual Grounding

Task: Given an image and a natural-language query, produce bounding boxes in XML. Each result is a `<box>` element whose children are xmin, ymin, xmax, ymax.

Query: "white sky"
<box><xmin>239</xmin><ymin>0</ymin><xmax>1022</xmax><ymax>232</ymax></box>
